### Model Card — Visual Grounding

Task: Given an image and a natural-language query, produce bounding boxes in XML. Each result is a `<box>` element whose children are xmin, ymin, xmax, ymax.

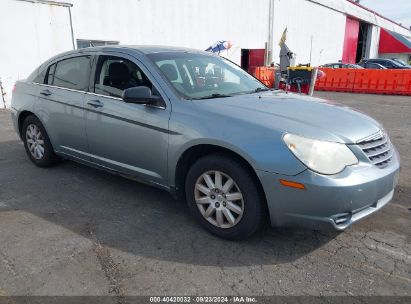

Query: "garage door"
<box><xmin>342</xmin><ymin>17</ymin><xmax>360</xmax><ymax>64</ymax></box>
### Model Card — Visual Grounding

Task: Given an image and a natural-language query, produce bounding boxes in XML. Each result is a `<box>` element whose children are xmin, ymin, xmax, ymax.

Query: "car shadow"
<box><xmin>1</xmin><ymin>140</ymin><xmax>339</xmax><ymax>267</ymax></box>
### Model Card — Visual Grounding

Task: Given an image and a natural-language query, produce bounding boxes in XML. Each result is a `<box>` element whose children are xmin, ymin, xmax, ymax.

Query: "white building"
<box><xmin>1</xmin><ymin>0</ymin><xmax>410</xmax><ymax>107</ymax></box>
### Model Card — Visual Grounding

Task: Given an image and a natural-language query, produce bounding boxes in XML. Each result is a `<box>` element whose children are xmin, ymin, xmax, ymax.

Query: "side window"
<box><xmin>366</xmin><ymin>63</ymin><xmax>380</xmax><ymax>69</ymax></box>
<box><xmin>384</xmin><ymin>62</ymin><xmax>394</xmax><ymax>68</ymax></box>
<box><xmin>33</xmin><ymin>68</ymin><xmax>47</xmax><ymax>84</ymax></box>
<box><xmin>46</xmin><ymin>56</ymin><xmax>91</xmax><ymax>91</ymax></box>
<box><xmin>375</xmin><ymin>60</ymin><xmax>390</xmax><ymax>68</ymax></box>
<box><xmin>94</xmin><ymin>56</ymin><xmax>153</xmax><ymax>98</ymax></box>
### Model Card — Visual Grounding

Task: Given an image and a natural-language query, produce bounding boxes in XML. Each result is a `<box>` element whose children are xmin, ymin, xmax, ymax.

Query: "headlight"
<box><xmin>283</xmin><ymin>133</ymin><xmax>358</xmax><ymax>175</ymax></box>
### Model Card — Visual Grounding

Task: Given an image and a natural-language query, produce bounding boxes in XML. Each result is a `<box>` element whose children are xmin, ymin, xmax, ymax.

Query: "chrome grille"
<box><xmin>357</xmin><ymin>131</ymin><xmax>392</xmax><ymax>168</ymax></box>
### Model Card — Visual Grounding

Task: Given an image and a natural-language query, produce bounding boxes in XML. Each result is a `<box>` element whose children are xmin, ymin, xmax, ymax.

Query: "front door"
<box><xmin>84</xmin><ymin>52</ymin><xmax>171</xmax><ymax>186</ymax></box>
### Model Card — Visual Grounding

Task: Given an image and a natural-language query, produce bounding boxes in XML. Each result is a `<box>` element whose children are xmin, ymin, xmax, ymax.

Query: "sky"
<box><xmin>360</xmin><ymin>0</ymin><xmax>411</xmax><ymax>28</ymax></box>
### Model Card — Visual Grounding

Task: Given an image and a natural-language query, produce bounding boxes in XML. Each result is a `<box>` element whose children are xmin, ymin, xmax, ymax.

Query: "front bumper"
<box><xmin>257</xmin><ymin>146</ymin><xmax>400</xmax><ymax>230</ymax></box>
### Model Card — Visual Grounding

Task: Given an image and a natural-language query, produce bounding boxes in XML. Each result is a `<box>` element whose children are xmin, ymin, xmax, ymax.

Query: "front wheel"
<box><xmin>185</xmin><ymin>154</ymin><xmax>266</xmax><ymax>239</ymax></box>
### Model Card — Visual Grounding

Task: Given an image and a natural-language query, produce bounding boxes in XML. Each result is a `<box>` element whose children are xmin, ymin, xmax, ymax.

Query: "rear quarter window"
<box><xmin>32</xmin><ymin>68</ymin><xmax>47</xmax><ymax>84</ymax></box>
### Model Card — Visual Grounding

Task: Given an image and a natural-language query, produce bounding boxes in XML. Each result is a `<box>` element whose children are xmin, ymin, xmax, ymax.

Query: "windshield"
<box><xmin>392</xmin><ymin>59</ymin><xmax>407</xmax><ymax>66</ymax></box>
<box><xmin>147</xmin><ymin>52</ymin><xmax>267</xmax><ymax>99</ymax></box>
<box><xmin>348</xmin><ymin>64</ymin><xmax>364</xmax><ymax>69</ymax></box>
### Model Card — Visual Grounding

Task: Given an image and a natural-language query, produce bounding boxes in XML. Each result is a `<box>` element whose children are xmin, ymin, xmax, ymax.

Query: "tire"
<box><xmin>185</xmin><ymin>154</ymin><xmax>266</xmax><ymax>239</ymax></box>
<box><xmin>22</xmin><ymin>115</ymin><xmax>60</xmax><ymax>167</ymax></box>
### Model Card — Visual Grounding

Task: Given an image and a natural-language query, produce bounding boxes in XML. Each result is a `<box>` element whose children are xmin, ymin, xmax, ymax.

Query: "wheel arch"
<box><xmin>173</xmin><ymin>144</ymin><xmax>267</xmax><ymax>209</ymax></box>
<box><xmin>17</xmin><ymin>110</ymin><xmax>36</xmax><ymax>138</ymax></box>
<box><xmin>17</xmin><ymin>110</ymin><xmax>55</xmax><ymax>150</ymax></box>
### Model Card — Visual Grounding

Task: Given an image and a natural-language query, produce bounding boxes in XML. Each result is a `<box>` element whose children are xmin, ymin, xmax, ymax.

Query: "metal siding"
<box><xmin>0</xmin><ymin>0</ymin><xmax>73</xmax><ymax>107</ymax></box>
<box><xmin>272</xmin><ymin>0</ymin><xmax>346</xmax><ymax>67</ymax></box>
<box><xmin>70</xmin><ymin>0</ymin><xmax>270</xmax><ymax>65</ymax></box>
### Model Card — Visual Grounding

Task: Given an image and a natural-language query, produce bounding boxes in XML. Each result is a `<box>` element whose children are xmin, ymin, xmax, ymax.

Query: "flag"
<box><xmin>278</xmin><ymin>27</ymin><xmax>287</xmax><ymax>47</ymax></box>
<box><xmin>205</xmin><ymin>41</ymin><xmax>232</xmax><ymax>53</ymax></box>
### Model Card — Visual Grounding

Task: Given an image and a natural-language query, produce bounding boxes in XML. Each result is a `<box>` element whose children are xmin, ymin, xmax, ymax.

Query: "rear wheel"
<box><xmin>22</xmin><ymin>115</ymin><xmax>59</xmax><ymax>167</ymax></box>
<box><xmin>185</xmin><ymin>154</ymin><xmax>265</xmax><ymax>239</ymax></box>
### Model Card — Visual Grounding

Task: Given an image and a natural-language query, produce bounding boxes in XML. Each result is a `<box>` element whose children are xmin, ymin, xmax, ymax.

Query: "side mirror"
<box><xmin>122</xmin><ymin>86</ymin><xmax>159</xmax><ymax>104</ymax></box>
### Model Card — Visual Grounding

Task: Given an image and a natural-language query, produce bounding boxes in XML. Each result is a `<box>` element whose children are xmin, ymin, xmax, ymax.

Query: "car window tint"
<box><xmin>94</xmin><ymin>56</ymin><xmax>153</xmax><ymax>98</ymax></box>
<box><xmin>51</xmin><ymin>56</ymin><xmax>91</xmax><ymax>91</ymax></box>
<box><xmin>33</xmin><ymin>68</ymin><xmax>47</xmax><ymax>84</ymax></box>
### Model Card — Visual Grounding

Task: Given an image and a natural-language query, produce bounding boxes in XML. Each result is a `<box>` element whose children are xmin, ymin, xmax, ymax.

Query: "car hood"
<box><xmin>193</xmin><ymin>91</ymin><xmax>382</xmax><ymax>144</ymax></box>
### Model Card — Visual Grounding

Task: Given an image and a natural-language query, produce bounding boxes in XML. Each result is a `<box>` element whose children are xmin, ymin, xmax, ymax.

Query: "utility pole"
<box><xmin>68</xmin><ymin>6</ymin><xmax>76</xmax><ymax>50</ymax></box>
<box><xmin>266</xmin><ymin>0</ymin><xmax>275</xmax><ymax>66</ymax></box>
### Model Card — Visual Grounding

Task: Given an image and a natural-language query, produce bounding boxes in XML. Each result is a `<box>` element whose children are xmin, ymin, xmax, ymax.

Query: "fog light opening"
<box><xmin>332</xmin><ymin>213</ymin><xmax>352</xmax><ymax>226</ymax></box>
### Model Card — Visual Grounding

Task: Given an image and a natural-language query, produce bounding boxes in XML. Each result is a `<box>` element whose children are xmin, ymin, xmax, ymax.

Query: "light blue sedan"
<box><xmin>10</xmin><ymin>46</ymin><xmax>400</xmax><ymax>239</ymax></box>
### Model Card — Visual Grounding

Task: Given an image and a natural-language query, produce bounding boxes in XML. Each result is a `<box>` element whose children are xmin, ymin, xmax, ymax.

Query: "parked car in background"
<box><xmin>320</xmin><ymin>63</ymin><xmax>363</xmax><ymax>69</ymax></box>
<box><xmin>359</xmin><ymin>58</ymin><xmax>411</xmax><ymax>69</ymax></box>
<box><xmin>391</xmin><ymin>58</ymin><xmax>411</xmax><ymax>68</ymax></box>
<box><xmin>10</xmin><ymin>46</ymin><xmax>400</xmax><ymax>239</ymax></box>
<box><xmin>358</xmin><ymin>62</ymin><xmax>387</xmax><ymax>69</ymax></box>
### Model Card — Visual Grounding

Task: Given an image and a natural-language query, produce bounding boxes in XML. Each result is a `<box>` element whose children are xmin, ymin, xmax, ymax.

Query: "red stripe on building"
<box><xmin>379</xmin><ymin>29</ymin><xmax>411</xmax><ymax>54</ymax></box>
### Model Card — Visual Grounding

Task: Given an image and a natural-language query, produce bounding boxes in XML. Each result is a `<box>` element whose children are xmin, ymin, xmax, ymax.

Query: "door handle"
<box><xmin>87</xmin><ymin>99</ymin><xmax>104</xmax><ymax>108</ymax></box>
<box><xmin>40</xmin><ymin>89</ymin><xmax>52</xmax><ymax>96</ymax></box>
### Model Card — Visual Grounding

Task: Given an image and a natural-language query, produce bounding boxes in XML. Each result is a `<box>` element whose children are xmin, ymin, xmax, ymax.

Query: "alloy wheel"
<box><xmin>194</xmin><ymin>170</ymin><xmax>244</xmax><ymax>228</ymax></box>
<box><xmin>26</xmin><ymin>124</ymin><xmax>45</xmax><ymax>160</ymax></box>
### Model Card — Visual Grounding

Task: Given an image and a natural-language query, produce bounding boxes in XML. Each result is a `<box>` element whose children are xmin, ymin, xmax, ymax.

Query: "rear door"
<box><xmin>37</xmin><ymin>55</ymin><xmax>93</xmax><ymax>159</ymax></box>
<box><xmin>84</xmin><ymin>51</ymin><xmax>171</xmax><ymax>186</ymax></box>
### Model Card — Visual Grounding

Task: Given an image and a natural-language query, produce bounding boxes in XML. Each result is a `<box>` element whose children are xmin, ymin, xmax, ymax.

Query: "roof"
<box><xmin>122</xmin><ymin>45</ymin><xmax>207</xmax><ymax>54</ymax></box>
<box><xmin>18</xmin><ymin>0</ymin><xmax>73</xmax><ymax>7</ymax></box>
<box><xmin>379</xmin><ymin>29</ymin><xmax>411</xmax><ymax>54</ymax></box>
<box><xmin>42</xmin><ymin>45</ymin><xmax>210</xmax><ymax>64</ymax></box>
<box><xmin>346</xmin><ymin>0</ymin><xmax>410</xmax><ymax>31</ymax></box>
<box><xmin>57</xmin><ymin>45</ymin><xmax>209</xmax><ymax>56</ymax></box>
<box><xmin>309</xmin><ymin>1</ymin><xmax>410</xmax><ymax>37</ymax></box>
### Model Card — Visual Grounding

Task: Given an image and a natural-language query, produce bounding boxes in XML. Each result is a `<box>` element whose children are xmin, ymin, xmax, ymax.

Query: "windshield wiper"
<box><xmin>194</xmin><ymin>93</ymin><xmax>233</xmax><ymax>100</ymax></box>
<box><xmin>253</xmin><ymin>87</ymin><xmax>271</xmax><ymax>93</ymax></box>
<box><xmin>193</xmin><ymin>88</ymin><xmax>269</xmax><ymax>100</ymax></box>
